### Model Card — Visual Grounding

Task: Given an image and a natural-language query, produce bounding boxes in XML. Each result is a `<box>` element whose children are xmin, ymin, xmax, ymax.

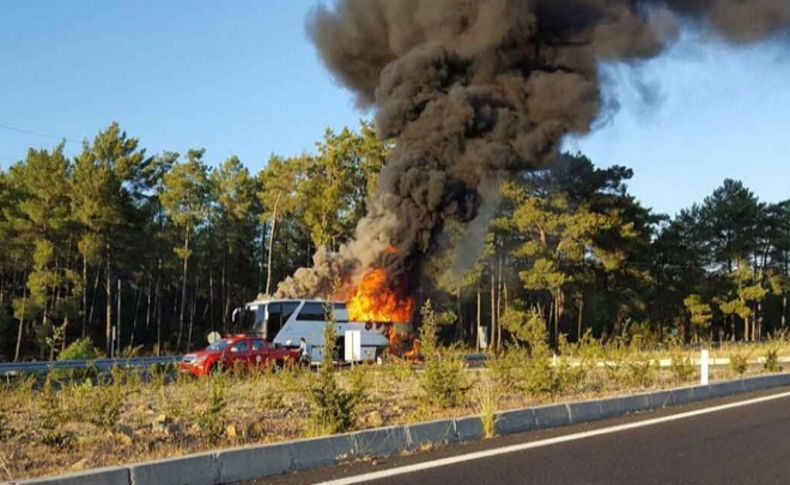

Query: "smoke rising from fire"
<box><xmin>276</xmin><ymin>0</ymin><xmax>790</xmax><ymax>309</ymax></box>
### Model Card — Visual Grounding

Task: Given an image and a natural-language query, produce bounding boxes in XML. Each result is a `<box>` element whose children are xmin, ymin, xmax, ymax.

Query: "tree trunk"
<box><xmin>221</xmin><ymin>255</ymin><xmax>228</xmax><ymax>334</ymax></box>
<box><xmin>554</xmin><ymin>290</ymin><xmax>560</xmax><ymax>348</ymax></box>
<box><xmin>490</xmin><ymin>269</ymin><xmax>496</xmax><ymax>351</ymax></box>
<box><xmin>88</xmin><ymin>264</ymin><xmax>101</xmax><ymax>334</ymax></box>
<box><xmin>265</xmin><ymin>195</ymin><xmax>281</xmax><ymax>296</ymax></box>
<box><xmin>577</xmin><ymin>293</ymin><xmax>584</xmax><ymax>342</ymax></box>
<box><xmin>116</xmin><ymin>279</ymin><xmax>122</xmax><ymax>356</ymax></box>
<box><xmin>82</xmin><ymin>252</ymin><xmax>88</xmax><ymax>338</ymax></box>
<box><xmin>476</xmin><ymin>285</ymin><xmax>482</xmax><ymax>351</ymax></box>
<box><xmin>187</xmin><ymin>272</ymin><xmax>198</xmax><ymax>349</ymax></box>
<box><xmin>130</xmin><ymin>285</ymin><xmax>141</xmax><ymax>349</ymax></box>
<box><xmin>496</xmin><ymin>255</ymin><xmax>503</xmax><ymax>349</ymax></box>
<box><xmin>14</xmin><ymin>276</ymin><xmax>26</xmax><ymax>361</ymax></box>
<box><xmin>61</xmin><ymin>315</ymin><xmax>69</xmax><ymax>353</ymax></box>
<box><xmin>209</xmin><ymin>264</ymin><xmax>214</xmax><ymax>330</ymax></box>
<box><xmin>744</xmin><ymin>314</ymin><xmax>750</xmax><ymax>343</ymax></box>
<box><xmin>155</xmin><ymin>274</ymin><xmax>162</xmax><ymax>356</ymax></box>
<box><xmin>783</xmin><ymin>294</ymin><xmax>787</xmax><ymax>329</ymax></box>
<box><xmin>177</xmin><ymin>226</ymin><xmax>190</xmax><ymax>352</ymax></box>
<box><xmin>455</xmin><ymin>286</ymin><xmax>463</xmax><ymax>342</ymax></box>
<box><xmin>145</xmin><ymin>280</ymin><xmax>152</xmax><ymax>334</ymax></box>
<box><xmin>105</xmin><ymin>243</ymin><xmax>112</xmax><ymax>355</ymax></box>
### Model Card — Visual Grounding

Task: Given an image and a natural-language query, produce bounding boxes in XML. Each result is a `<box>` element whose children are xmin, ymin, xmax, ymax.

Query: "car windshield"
<box><xmin>206</xmin><ymin>339</ymin><xmax>229</xmax><ymax>351</ymax></box>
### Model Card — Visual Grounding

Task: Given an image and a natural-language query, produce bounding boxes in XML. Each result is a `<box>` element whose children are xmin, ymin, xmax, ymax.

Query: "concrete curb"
<box><xmin>13</xmin><ymin>373</ymin><xmax>790</xmax><ymax>485</ymax></box>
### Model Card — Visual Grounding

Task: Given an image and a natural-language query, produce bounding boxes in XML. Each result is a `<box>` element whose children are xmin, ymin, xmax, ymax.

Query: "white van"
<box><xmin>234</xmin><ymin>299</ymin><xmax>390</xmax><ymax>364</ymax></box>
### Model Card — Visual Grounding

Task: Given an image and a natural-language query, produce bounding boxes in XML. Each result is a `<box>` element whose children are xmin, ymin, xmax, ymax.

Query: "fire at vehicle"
<box><xmin>233</xmin><ymin>297</ymin><xmax>413</xmax><ymax>364</ymax></box>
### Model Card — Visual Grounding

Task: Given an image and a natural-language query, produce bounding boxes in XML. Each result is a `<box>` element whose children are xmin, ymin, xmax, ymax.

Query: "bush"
<box><xmin>729</xmin><ymin>352</ymin><xmax>748</xmax><ymax>375</ymax></box>
<box><xmin>196</xmin><ymin>379</ymin><xmax>227</xmax><ymax>443</ymax></box>
<box><xmin>86</xmin><ymin>381</ymin><xmax>124</xmax><ymax>430</ymax></box>
<box><xmin>419</xmin><ymin>301</ymin><xmax>467</xmax><ymax>408</ymax></box>
<box><xmin>38</xmin><ymin>376</ymin><xmax>73</xmax><ymax>448</ymax></box>
<box><xmin>521</xmin><ymin>309</ymin><xmax>563</xmax><ymax>397</ymax></box>
<box><xmin>670</xmin><ymin>354</ymin><xmax>695</xmax><ymax>383</ymax></box>
<box><xmin>0</xmin><ymin>409</ymin><xmax>9</xmax><ymax>440</ymax></box>
<box><xmin>489</xmin><ymin>348</ymin><xmax>526</xmax><ymax>393</ymax></box>
<box><xmin>53</xmin><ymin>337</ymin><xmax>102</xmax><ymax>379</ymax></box>
<box><xmin>625</xmin><ymin>360</ymin><xmax>655</xmax><ymax>389</ymax></box>
<box><xmin>764</xmin><ymin>349</ymin><xmax>782</xmax><ymax>372</ymax></box>
<box><xmin>308</xmin><ymin>315</ymin><xmax>362</xmax><ymax>434</ymax></box>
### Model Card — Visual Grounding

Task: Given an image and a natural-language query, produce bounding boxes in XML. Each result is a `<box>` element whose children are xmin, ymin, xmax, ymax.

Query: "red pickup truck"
<box><xmin>178</xmin><ymin>334</ymin><xmax>299</xmax><ymax>376</ymax></box>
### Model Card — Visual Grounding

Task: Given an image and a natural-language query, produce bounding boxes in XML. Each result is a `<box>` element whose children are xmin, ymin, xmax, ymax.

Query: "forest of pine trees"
<box><xmin>0</xmin><ymin>121</ymin><xmax>787</xmax><ymax>360</ymax></box>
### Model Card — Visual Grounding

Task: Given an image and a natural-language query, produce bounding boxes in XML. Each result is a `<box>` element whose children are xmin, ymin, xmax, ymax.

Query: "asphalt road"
<box><xmin>264</xmin><ymin>386</ymin><xmax>790</xmax><ymax>485</ymax></box>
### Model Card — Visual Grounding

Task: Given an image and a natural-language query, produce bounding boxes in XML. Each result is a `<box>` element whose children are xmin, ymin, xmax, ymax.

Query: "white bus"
<box><xmin>234</xmin><ymin>298</ymin><xmax>390</xmax><ymax>364</ymax></box>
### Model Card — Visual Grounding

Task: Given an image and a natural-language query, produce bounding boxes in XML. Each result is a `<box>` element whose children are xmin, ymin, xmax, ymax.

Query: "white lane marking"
<box><xmin>317</xmin><ymin>390</ymin><xmax>790</xmax><ymax>485</ymax></box>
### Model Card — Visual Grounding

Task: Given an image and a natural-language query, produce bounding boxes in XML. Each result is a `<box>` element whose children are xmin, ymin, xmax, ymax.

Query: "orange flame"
<box><xmin>346</xmin><ymin>268</ymin><xmax>413</xmax><ymax>324</ymax></box>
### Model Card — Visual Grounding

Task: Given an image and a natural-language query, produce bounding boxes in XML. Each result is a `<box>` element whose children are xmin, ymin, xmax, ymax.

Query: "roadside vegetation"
<box><xmin>3</xmin><ymin>318</ymin><xmax>790</xmax><ymax>480</ymax></box>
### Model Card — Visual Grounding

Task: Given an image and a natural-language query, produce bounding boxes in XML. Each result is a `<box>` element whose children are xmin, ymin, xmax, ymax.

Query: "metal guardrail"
<box><xmin>0</xmin><ymin>355</ymin><xmax>182</xmax><ymax>376</ymax></box>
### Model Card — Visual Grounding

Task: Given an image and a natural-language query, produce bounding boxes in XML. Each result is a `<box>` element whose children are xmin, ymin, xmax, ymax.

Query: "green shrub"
<box><xmin>764</xmin><ymin>349</ymin><xmax>782</xmax><ymax>372</ymax></box>
<box><xmin>520</xmin><ymin>309</ymin><xmax>563</xmax><ymax>397</ymax></box>
<box><xmin>0</xmin><ymin>409</ymin><xmax>9</xmax><ymax>440</ymax></box>
<box><xmin>729</xmin><ymin>352</ymin><xmax>748</xmax><ymax>375</ymax></box>
<box><xmin>53</xmin><ymin>337</ymin><xmax>102</xmax><ymax>379</ymax></box>
<box><xmin>346</xmin><ymin>364</ymin><xmax>370</xmax><ymax>403</ymax></box>
<box><xmin>489</xmin><ymin>348</ymin><xmax>526</xmax><ymax>393</ymax></box>
<box><xmin>58</xmin><ymin>337</ymin><xmax>101</xmax><ymax>361</ymax></box>
<box><xmin>38</xmin><ymin>376</ymin><xmax>74</xmax><ymax>448</ymax></box>
<box><xmin>382</xmin><ymin>357</ymin><xmax>414</xmax><ymax>383</ymax></box>
<box><xmin>670</xmin><ymin>354</ymin><xmax>695</xmax><ymax>383</ymax></box>
<box><xmin>523</xmin><ymin>352</ymin><xmax>562</xmax><ymax>396</ymax></box>
<box><xmin>38</xmin><ymin>376</ymin><xmax>64</xmax><ymax>431</ymax></box>
<box><xmin>196</xmin><ymin>379</ymin><xmax>227</xmax><ymax>443</ymax></box>
<box><xmin>308</xmin><ymin>315</ymin><xmax>362</xmax><ymax>434</ymax></box>
<box><xmin>625</xmin><ymin>360</ymin><xmax>655</xmax><ymax>389</ymax></box>
<box><xmin>419</xmin><ymin>301</ymin><xmax>467</xmax><ymax>408</ymax></box>
<box><xmin>87</xmin><ymin>382</ymin><xmax>124</xmax><ymax>430</ymax></box>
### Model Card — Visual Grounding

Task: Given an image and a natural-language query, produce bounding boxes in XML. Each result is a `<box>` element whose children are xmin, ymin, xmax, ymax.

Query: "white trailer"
<box><xmin>234</xmin><ymin>298</ymin><xmax>390</xmax><ymax>364</ymax></box>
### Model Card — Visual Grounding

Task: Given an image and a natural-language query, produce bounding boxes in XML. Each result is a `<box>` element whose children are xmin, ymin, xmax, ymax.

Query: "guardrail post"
<box><xmin>700</xmin><ymin>349</ymin><xmax>709</xmax><ymax>385</ymax></box>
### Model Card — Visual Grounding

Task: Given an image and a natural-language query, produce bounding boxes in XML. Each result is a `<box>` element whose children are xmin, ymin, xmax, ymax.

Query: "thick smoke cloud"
<box><xmin>276</xmin><ymin>0</ymin><xmax>790</xmax><ymax>302</ymax></box>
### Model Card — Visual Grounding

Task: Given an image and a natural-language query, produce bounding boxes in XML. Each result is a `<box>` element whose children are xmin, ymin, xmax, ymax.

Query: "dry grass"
<box><xmin>2</xmin><ymin>341</ymin><xmax>789</xmax><ymax>481</ymax></box>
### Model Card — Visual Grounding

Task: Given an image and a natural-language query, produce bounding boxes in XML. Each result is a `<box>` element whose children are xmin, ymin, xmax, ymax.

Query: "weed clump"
<box><xmin>196</xmin><ymin>379</ymin><xmax>228</xmax><ymax>443</ymax></box>
<box><xmin>87</xmin><ymin>383</ymin><xmax>124</xmax><ymax>431</ymax></box>
<box><xmin>308</xmin><ymin>310</ymin><xmax>362</xmax><ymax>434</ymax></box>
<box><xmin>764</xmin><ymin>349</ymin><xmax>782</xmax><ymax>372</ymax></box>
<box><xmin>474</xmin><ymin>378</ymin><xmax>499</xmax><ymax>438</ymax></box>
<box><xmin>669</xmin><ymin>354</ymin><xmax>695</xmax><ymax>383</ymax></box>
<box><xmin>53</xmin><ymin>337</ymin><xmax>101</xmax><ymax>380</ymax></box>
<box><xmin>489</xmin><ymin>347</ymin><xmax>526</xmax><ymax>393</ymax></box>
<box><xmin>419</xmin><ymin>300</ymin><xmax>467</xmax><ymax>408</ymax></box>
<box><xmin>729</xmin><ymin>352</ymin><xmax>748</xmax><ymax>375</ymax></box>
<box><xmin>521</xmin><ymin>310</ymin><xmax>563</xmax><ymax>397</ymax></box>
<box><xmin>38</xmin><ymin>376</ymin><xmax>72</xmax><ymax>448</ymax></box>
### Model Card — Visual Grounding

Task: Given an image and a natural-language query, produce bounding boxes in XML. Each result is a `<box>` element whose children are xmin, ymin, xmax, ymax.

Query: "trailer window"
<box><xmin>298</xmin><ymin>302</ymin><xmax>332</xmax><ymax>321</ymax></box>
<box><xmin>266</xmin><ymin>303</ymin><xmax>285</xmax><ymax>341</ymax></box>
<box><xmin>281</xmin><ymin>302</ymin><xmax>299</xmax><ymax>323</ymax></box>
<box><xmin>333</xmin><ymin>303</ymin><xmax>349</xmax><ymax>322</ymax></box>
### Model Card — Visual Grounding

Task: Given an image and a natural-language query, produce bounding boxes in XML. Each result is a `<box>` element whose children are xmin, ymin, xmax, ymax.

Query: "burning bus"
<box><xmin>234</xmin><ymin>295</ymin><xmax>414</xmax><ymax>364</ymax></box>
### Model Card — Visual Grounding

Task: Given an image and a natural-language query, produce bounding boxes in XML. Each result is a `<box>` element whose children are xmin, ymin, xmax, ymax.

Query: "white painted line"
<box><xmin>317</xmin><ymin>390</ymin><xmax>790</xmax><ymax>485</ymax></box>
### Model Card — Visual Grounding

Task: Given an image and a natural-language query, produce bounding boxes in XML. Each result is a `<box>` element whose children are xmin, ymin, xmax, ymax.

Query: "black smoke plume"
<box><xmin>276</xmin><ymin>0</ymin><xmax>790</xmax><ymax>302</ymax></box>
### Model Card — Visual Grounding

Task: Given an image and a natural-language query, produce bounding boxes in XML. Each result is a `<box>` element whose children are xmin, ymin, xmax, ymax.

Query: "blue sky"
<box><xmin>1</xmin><ymin>1</ymin><xmax>788</xmax><ymax>216</ymax></box>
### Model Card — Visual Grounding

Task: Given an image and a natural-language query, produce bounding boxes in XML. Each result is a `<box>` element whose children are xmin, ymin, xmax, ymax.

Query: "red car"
<box><xmin>178</xmin><ymin>334</ymin><xmax>299</xmax><ymax>376</ymax></box>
